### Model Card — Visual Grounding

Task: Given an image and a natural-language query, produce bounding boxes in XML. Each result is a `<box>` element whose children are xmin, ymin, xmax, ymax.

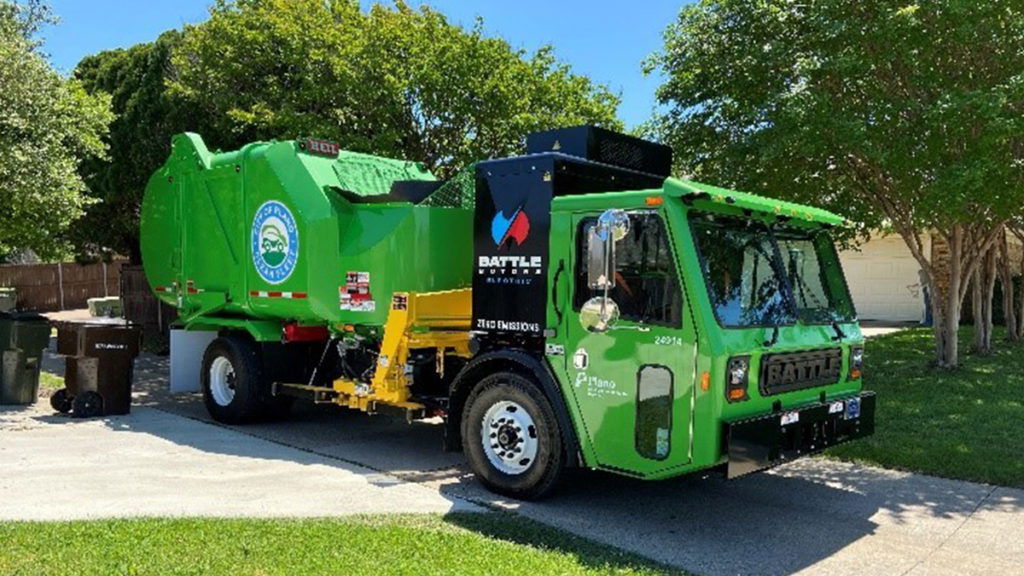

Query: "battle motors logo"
<box><xmin>491</xmin><ymin>205</ymin><xmax>530</xmax><ymax>247</ymax></box>
<box><xmin>479</xmin><ymin>204</ymin><xmax>541</xmax><ymax>276</ymax></box>
<box><xmin>251</xmin><ymin>201</ymin><xmax>299</xmax><ymax>284</ymax></box>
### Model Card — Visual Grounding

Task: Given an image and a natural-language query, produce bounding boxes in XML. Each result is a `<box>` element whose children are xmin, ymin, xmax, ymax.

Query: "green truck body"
<box><xmin>141</xmin><ymin>133</ymin><xmax>473</xmax><ymax>337</ymax></box>
<box><xmin>141</xmin><ymin>126</ymin><xmax>873</xmax><ymax>498</ymax></box>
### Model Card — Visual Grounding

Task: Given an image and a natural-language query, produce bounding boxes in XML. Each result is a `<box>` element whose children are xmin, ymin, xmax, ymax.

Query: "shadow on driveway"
<box><xmin>32</xmin><ymin>346</ymin><xmax>1023</xmax><ymax>576</ymax></box>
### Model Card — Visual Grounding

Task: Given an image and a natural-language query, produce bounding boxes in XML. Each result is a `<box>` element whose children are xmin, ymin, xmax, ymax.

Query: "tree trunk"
<box><xmin>1019</xmin><ymin>236</ymin><xmax>1024</xmax><ymax>340</ymax></box>
<box><xmin>939</xmin><ymin>226</ymin><xmax>965</xmax><ymax>368</ymax></box>
<box><xmin>982</xmin><ymin>246</ymin><xmax>997</xmax><ymax>353</ymax></box>
<box><xmin>999</xmin><ymin>234</ymin><xmax>1019</xmax><ymax>342</ymax></box>
<box><xmin>972</xmin><ymin>265</ymin><xmax>986</xmax><ymax>353</ymax></box>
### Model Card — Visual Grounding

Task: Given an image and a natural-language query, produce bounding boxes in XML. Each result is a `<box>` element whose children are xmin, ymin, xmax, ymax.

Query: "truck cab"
<box><xmin>457</xmin><ymin>126</ymin><xmax>873</xmax><ymax>497</ymax></box>
<box><xmin>544</xmin><ymin>181</ymin><xmax>871</xmax><ymax>482</ymax></box>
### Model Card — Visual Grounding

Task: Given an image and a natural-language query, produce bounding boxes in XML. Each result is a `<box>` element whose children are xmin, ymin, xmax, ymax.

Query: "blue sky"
<box><xmin>43</xmin><ymin>1</ymin><xmax>685</xmax><ymax>129</ymax></box>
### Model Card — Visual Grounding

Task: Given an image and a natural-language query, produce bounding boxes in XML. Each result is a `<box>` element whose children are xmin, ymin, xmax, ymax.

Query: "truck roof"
<box><xmin>550</xmin><ymin>177</ymin><xmax>849</xmax><ymax>228</ymax></box>
<box><xmin>663</xmin><ymin>177</ymin><xmax>850</xmax><ymax>227</ymax></box>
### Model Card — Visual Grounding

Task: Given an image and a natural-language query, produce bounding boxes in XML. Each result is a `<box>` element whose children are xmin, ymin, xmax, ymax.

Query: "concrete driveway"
<box><xmin>3</xmin><ymin>345</ymin><xmax>1020</xmax><ymax>576</ymax></box>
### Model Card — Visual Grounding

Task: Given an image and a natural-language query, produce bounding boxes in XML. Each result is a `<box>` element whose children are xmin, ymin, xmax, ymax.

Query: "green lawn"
<box><xmin>0</xmin><ymin>514</ymin><xmax>680</xmax><ymax>576</ymax></box>
<box><xmin>38</xmin><ymin>372</ymin><xmax>64</xmax><ymax>391</ymax></box>
<box><xmin>827</xmin><ymin>327</ymin><xmax>1024</xmax><ymax>487</ymax></box>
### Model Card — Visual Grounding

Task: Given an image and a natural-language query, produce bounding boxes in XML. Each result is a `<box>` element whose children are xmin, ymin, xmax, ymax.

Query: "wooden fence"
<box><xmin>0</xmin><ymin>261</ymin><xmax>125</xmax><ymax>311</ymax></box>
<box><xmin>121</xmin><ymin>265</ymin><xmax>177</xmax><ymax>352</ymax></box>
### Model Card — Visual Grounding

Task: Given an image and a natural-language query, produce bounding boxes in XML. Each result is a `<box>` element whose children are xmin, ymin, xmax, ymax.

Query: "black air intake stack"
<box><xmin>526</xmin><ymin>125</ymin><xmax>673</xmax><ymax>178</ymax></box>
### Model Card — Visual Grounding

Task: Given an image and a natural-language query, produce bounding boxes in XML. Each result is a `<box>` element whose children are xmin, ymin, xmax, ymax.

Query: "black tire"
<box><xmin>72</xmin><ymin>391</ymin><xmax>103</xmax><ymax>419</ymax></box>
<box><xmin>201</xmin><ymin>335</ymin><xmax>267</xmax><ymax>424</ymax></box>
<box><xmin>50</xmin><ymin>388</ymin><xmax>73</xmax><ymax>413</ymax></box>
<box><xmin>461</xmin><ymin>372</ymin><xmax>565</xmax><ymax>500</ymax></box>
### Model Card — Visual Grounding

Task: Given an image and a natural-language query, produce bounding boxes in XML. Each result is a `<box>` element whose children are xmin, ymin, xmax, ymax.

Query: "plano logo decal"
<box><xmin>251</xmin><ymin>201</ymin><xmax>299</xmax><ymax>285</ymax></box>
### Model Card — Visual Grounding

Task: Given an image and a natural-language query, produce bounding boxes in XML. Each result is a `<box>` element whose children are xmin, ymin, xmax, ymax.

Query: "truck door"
<box><xmin>561</xmin><ymin>210</ymin><xmax>697</xmax><ymax>475</ymax></box>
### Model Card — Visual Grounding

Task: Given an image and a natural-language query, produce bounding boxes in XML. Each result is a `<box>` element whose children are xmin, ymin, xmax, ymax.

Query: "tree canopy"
<box><xmin>648</xmin><ymin>0</ymin><xmax>1024</xmax><ymax>366</ymax></box>
<box><xmin>169</xmin><ymin>0</ymin><xmax>622</xmax><ymax>176</ymax></box>
<box><xmin>0</xmin><ymin>0</ymin><xmax>112</xmax><ymax>260</ymax></box>
<box><xmin>72</xmin><ymin>30</ymin><xmax>195</xmax><ymax>262</ymax></box>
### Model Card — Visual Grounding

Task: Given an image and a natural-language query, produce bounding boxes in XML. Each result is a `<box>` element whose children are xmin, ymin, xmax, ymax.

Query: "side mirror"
<box><xmin>580</xmin><ymin>296</ymin><xmax>621</xmax><ymax>333</ymax></box>
<box><xmin>581</xmin><ymin>209</ymin><xmax>629</xmax><ymax>332</ymax></box>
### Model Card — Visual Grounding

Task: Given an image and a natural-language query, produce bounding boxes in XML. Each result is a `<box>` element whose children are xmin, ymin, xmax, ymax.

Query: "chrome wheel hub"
<box><xmin>480</xmin><ymin>400</ymin><xmax>539</xmax><ymax>475</ymax></box>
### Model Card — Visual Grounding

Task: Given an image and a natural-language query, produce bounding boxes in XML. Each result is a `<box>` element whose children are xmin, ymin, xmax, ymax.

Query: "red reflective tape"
<box><xmin>292</xmin><ymin>292</ymin><xmax>308</xmax><ymax>299</ymax></box>
<box><xmin>268</xmin><ymin>291</ymin><xmax>283</xmax><ymax>298</ymax></box>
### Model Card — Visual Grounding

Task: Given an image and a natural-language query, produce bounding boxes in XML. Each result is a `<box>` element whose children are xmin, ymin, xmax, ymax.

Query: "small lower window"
<box><xmin>636</xmin><ymin>365</ymin><xmax>673</xmax><ymax>460</ymax></box>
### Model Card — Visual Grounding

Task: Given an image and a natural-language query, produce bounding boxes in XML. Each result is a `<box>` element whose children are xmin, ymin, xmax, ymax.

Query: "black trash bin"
<box><xmin>0</xmin><ymin>311</ymin><xmax>51</xmax><ymax>405</ymax></box>
<box><xmin>52</xmin><ymin>320</ymin><xmax>142</xmax><ymax>417</ymax></box>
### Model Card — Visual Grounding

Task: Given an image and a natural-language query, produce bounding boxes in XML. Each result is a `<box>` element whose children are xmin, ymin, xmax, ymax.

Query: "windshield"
<box><xmin>689</xmin><ymin>213</ymin><xmax>856</xmax><ymax>327</ymax></box>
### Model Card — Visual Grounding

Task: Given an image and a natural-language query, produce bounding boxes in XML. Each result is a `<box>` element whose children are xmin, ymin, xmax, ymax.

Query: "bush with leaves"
<box><xmin>0</xmin><ymin>0</ymin><xmax>112</xmax><ymax>260</ymax></box>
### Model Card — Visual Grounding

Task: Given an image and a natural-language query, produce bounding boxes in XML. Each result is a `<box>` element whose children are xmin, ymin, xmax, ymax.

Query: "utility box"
<box><xmin>0</xmin><ymin>312</ymin><xmax>51</xmax><ymax>405</ymax></box>
<box><xmin>51</xmin><ymin>321</ymin><xmax>141</xmax><ymax>417</ymax></box>
<box><xmin>0</xmin><ymin>288</ymin><xmax>15</xmax><ymax>313</ymax></box>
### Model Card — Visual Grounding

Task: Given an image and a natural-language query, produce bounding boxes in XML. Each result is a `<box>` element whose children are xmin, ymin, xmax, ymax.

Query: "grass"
<box><xmin>0</xmin><ymin>513</ymin><xmax>681</xmax><ymax>576</ymax></box>
<box><xmin>37</xmin><ymin>372</ymin><xmax>64</xmax><ymax>391</ymax></box>
<box><xmin>827</xmin><ymin>326</ymin><xmax>1024</xmax><ymax>488</ymax></box>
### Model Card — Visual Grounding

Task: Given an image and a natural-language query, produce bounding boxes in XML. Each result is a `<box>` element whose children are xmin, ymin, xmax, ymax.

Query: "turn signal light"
<box><xmin>645</xmin><ymin>196</ymin><xmax>664</xmax><ymax>206</ymax></box>
<box><xmin>700</xmin><ymin>371</ymin><xmax>710</xmax><ymax>392</ymax></box>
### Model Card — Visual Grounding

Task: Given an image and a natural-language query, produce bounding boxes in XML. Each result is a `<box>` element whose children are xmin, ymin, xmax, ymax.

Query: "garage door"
<box><xmin>839</xmin><ymin>236</ymin><xmax>925</xmax><ymax>323</ymax></box>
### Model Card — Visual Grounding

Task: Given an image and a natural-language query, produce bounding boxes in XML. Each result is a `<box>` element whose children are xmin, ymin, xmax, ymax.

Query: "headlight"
<box><xmin>726</xmin><ymin>356</ymin><xmax>750</xmax><ymax>402</ymax></box>
<box><xmin>849</xmin><ymin>347</ymin><xmax>864</xmax><ymax>380</ymax></box>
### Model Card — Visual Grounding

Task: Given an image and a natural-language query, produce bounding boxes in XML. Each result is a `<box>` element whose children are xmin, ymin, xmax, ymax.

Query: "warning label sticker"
<box><xmin>340</xmin><ymin>271</ymin><xmax>375</xmax><ymax>312</ymax></box>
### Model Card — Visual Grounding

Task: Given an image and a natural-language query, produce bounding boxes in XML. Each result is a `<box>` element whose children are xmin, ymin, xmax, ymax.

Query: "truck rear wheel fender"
<box><xmin>446</xmin><ymin>349</ymin><xmax>580</xmax><ymax>466</ymax></box>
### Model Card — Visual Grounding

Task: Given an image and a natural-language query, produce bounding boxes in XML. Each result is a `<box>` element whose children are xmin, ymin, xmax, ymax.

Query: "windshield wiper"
<box><xmin>830</xmin><ymin>320</ymin><xmax>846</xmax><ymax>342</ymax></box>
<box><xmin>763</xmin><ymin>324</ymin><xmax>780</xmax><ymax>347</ymax></box>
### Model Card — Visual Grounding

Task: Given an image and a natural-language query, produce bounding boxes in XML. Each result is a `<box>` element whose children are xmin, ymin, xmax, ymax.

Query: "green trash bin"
<box><xmin>0</xmin><ymin>311</ymin><xmax>52</xmax><ymax>405</ymax></box>
<box><xmin>0</xmin><ymin>288</ymin><xmax>15</xmax><ymax>313</ymax></box>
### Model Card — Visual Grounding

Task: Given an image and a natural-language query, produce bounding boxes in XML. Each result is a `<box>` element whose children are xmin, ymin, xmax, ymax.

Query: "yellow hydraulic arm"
<box><xmin>331</xmin><ymin>289</ymin><xmax>472</xmax><ymax>415</ymax></box>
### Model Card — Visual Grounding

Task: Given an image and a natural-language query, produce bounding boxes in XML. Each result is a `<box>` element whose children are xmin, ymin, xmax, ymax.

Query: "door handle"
<box><xmin>551</xmin><ymin>259</ymin><xmax>566</xmax><ymax>325</ymax></box>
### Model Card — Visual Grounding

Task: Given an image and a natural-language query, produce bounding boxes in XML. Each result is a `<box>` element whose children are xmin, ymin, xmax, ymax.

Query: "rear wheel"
<box><xmin>201</xmin><ymin>335</ymin><xmax>266</xmax><ymax>424</ymax></box>
<box><xmin>72</xmin><ymin>391</ymin><xmax>103</xmax><ymax>419</ymax></box>
<box><xmin>462</xmin><ymin>372</ymin><xmax>565</xmax><ymax>500</ymax></box>
<box><xmin>50</xmin><ymin>388</ymin><xmax>72</xmax><ymax>413</ymax></box>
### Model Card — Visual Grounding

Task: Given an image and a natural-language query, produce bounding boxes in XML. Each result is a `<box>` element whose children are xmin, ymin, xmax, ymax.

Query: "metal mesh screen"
<box><xmin>420</xmin><ymin>165</ymin><xmax>476</xmax><ymax>209</ymax></box>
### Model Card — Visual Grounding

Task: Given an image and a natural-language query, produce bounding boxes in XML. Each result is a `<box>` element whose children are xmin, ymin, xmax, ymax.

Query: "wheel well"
<box><xmin>445</xmin><ymin>350</ymin><xmax>581</xmax><ymax>466</ymax></box>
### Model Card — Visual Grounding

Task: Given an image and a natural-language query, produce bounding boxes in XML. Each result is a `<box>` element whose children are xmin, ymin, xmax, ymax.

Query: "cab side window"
<box><xmin>574</xmin><ymin>212</ymin><xmax>682</xmax><ymax>326</ymax></box>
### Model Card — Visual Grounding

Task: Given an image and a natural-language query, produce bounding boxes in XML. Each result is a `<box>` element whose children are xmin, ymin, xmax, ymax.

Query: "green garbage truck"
<box><xmin>141</xmin><ymin>126</ymin><xmax>874</xmax><ymax>499</ymax></box>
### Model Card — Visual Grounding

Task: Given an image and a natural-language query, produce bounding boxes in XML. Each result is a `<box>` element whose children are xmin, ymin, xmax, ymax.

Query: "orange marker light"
<box><xmin>728</xmin><ymin>388</ymin><xmax>746</xmax><ymax>400</ymax></box>
<box><xmin>700</xmin><ymin>371</ymin><xmax>711</xmax><ymax>392</ymax></box>
<box><xmin>645</xmin><ymin>196</ymin><xmax>664</xmax><ymax>206</ymax></box>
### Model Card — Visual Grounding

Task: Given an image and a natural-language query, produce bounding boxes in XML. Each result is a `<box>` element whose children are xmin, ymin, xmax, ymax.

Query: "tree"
<box><xmin>72</xmin><ymin>31</ymin><xmax>196</xmax><ymax>262</ymax></box>
<box><xmin>169</xmin><ymin>0</ymin><xmax>621</xmax><ymax>177</ymax></box>
<box><xmin>647</xmin><ymin>0</ymin><xmax>1024</xmax><ymax>368</ymax></box>
<box><xmin>0</xmin><ymin>0</ymin><xmax>112</xmax><ymax>260</ymax></box>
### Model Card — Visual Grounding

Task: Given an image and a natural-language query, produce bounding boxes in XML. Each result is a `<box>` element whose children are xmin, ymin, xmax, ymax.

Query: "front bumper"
<box><xmin>725</xmin><ymin>391</ymin><xmax>876</xmax><ymax>479</ymax></box>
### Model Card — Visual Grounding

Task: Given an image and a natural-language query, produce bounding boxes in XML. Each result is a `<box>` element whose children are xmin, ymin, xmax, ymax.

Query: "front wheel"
<box><xmin>461</xmin><ymin>372</ymin><xmax>565</xmax><ymax>500</ymax></box>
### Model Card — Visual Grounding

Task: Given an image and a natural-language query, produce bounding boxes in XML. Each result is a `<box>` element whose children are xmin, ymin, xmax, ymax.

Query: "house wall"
<box><xmin>839</xmin><ymin>234</ymin><xmax>928</xmax><ymax>323</ymax></box>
